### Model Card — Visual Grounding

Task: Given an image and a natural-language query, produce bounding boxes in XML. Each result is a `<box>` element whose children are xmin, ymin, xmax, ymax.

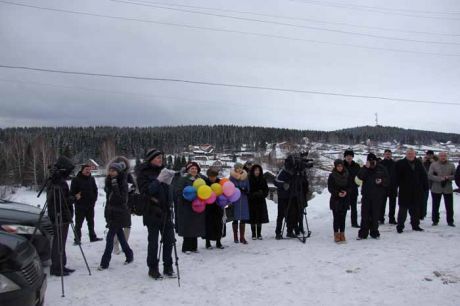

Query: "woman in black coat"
<box><xmin>99</xmin><ymin>162</ymin><xmax>133</xmax><ymax>270</ymax></box>
<box><xmin>204</xmin><ymin>167</ymin><xmax>224</xmax><ymax>249</ymax></box>
<box><xmin>327</xmin><ymin>159</ymin><xmax>350</xmax><ymax>243</ymax></box>
<box><xmin>248</xmin><ymin>164</ymin><xmax>269</xmax><ymax>240</ymax></box>
<box><xmin>176</xmin><ymin>162</ymin><xmax>206</xmax><ymax>254</ymax></box>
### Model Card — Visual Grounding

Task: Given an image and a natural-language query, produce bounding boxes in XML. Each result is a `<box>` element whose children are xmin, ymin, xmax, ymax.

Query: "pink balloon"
<box><xmin>205</xmin><ymin>192</ymin><xmax>217</xmax><ymax>205</ymax></box>
<box><xmin>228</xmin><ymin>188</ymin><xmax>241</xmax><ymax>202</ymax></box>
<box><xmin>222</xmin><ymin>181</ymin><xmax>236</xmax><ymax>197</ymax></box>
<box><xmin>192</xmin><ymin>198</ymin><xmax>206</xmax><ymax>213</ymax></box>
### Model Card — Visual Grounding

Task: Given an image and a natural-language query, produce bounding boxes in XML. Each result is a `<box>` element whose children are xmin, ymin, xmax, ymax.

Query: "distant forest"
<box><xmin>0</xmin><ymin>125</ymin><xmax>458</xmax><ymax>187</ymax></box>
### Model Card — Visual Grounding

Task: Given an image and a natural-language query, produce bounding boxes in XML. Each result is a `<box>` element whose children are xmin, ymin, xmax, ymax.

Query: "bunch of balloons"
<box><xmin>182</xmin><ymin>177</ymin><xmax>241</xmax><ymax>213</ymax></box>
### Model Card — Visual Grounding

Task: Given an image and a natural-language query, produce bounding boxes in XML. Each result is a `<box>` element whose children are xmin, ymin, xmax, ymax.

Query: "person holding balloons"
<box><xmin>230</xmin><ymin>163</ymin><xmax>250</xmax><ymax>244</ymax></box>
<box><xmin>204</xmin><ymin>167</ymin><xmax>225</xmax><ymax>249</ymax></box>
<box><xmin>176</xmin><ymin>162</ymin><xmax>207</xmax><ymax>254</ymax></box>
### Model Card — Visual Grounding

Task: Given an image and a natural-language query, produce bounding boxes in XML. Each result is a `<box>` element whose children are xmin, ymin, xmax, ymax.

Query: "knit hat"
<box><xmin>206</xmin><ymin>167</ymin><xmax>219</xmax><ymax>177</ymax></box>
<box><xmin>344</xmin><ymin>149</ymin><xmax>354</xmax><ymax>157</ymax></box>
<box><xmin>367</xmin><ymin>153</ymin><xmax>378</xmax><ymax>161</ymax></box>
<box><xmin>109</xmin><ymin>162</ymin><xmax>125</xmax><ymax>173</ymax></box>
<box><xmin>334</xmin><ymin>159</ymin><xmax>344</xmax><ymax>167</ymax></box>
<box><xmin>384</xmin><ymin>149</ymin><xmax>392</xmax><ymax>153</ymax></box>
<box><xmin>185</xmin><ymin>162</ymin><xmax>201</xmax><ymax>173</ymax></box>
<box><xmin>234</xmin><ymin>162</ymin><xmax>244</xmax><ymax>170</ymax></box>
<box><xmin>145</xmin><ymin>148</ymin><xmax>163</xmax><ymax>162</ymax></box>
<box><xmin>426</xmin><ymin>150</ymin><xmax>434</xmax><ymax>156</ymax></box>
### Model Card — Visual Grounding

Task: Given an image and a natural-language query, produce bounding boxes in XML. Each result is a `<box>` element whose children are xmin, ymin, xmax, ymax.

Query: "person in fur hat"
<box><xmin>328</xmin><ymin>159</ymin><xmax>350</xmax><ymax>243</ymax></box>
<box><xmin>109</xmin><ymin>156</ymin><xmax>134</xmax><ymax>255</ymax></box>
<box><xmin>230</xmin><ymin>162</ymin><xmax>250</xmax><ymax>244</ymax></box>
<box><xmin>98</xmin><ymin>160</ymin><xmax>134</xmax><ymax>270</ymax></box>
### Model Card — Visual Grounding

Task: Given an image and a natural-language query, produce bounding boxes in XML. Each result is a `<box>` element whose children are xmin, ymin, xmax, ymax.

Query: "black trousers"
<box><xmin>275</xmin><ymin>198</ymin><xmax>288</xmax><ymax>235</ymax></box>
<box><xmin>332</xmin><ymin>209</ymin><xmax>347</xmax><ymax>232</ymax></box>
<box><xmin>182</xmin><ymin>237</ymin><xmax>198</xmax><ymax>253</ymax></box>
<box><xmin>397</xmin><ymin>205</ymin><xmax>420</xmax><ymax>230</ymax></box>
<box><xmin>431</xmin><ymin>193</ymin><xmax>454</xmax><ymax>224</ymax></box>
<box><xmin>421</xmin><ymin>190</ymin><xmax>430</xmax><ymax>220</ymax></box>
<box><xmin>359</xmin><ymin>197</ymin><xmax>381</xmax><ymax>238</ymax></box>
<box><xmin>349</xmin><ymin>189</ymin><xmax>359</xmax><ymax>226</ymax></box>
<box><xmin>250</xmin><ymin>224</ymin><xmax>262</xmax><ymax>237</ymax></box>
<box><xmin>74</xmin><ymin>206</ymin><xmax>97</xmax><ymax>242</ymax></box>
<box><xmin>147</xmin><ymin>220</ymin><xmax>174</xmax><ymax>269</ymax></box>
<box><xmin>380</xmin><ymin>193</ymin><xmax>397</xmax><ymax>222</ymax></box>
<box><xmin>100</xmin><ymin>226</ymin><xmax>133</xmax><ymax>268</ymax></box>
<box><xmin>51</xmin><ymin>222</ymin><xmax>69</xmax><ymax>272</ymax></box>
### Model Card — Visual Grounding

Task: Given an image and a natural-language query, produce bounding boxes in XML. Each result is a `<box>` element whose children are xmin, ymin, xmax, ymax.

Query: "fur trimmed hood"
<box><xmin>230</xmin><ymin>169</ymin><xmax>248</xmax><ymax>181</ymax></box>
<box><xmin>106</xmin><ymin>156</ymin><xmax>131</xmax><ymax>173</ymax></box>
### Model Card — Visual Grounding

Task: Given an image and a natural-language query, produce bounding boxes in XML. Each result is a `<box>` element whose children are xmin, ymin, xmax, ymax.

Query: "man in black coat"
<box><xmin>395</xmin><ymin>148</ymin><xmax>429</xmax><ymax>233</ymax></box>
<box><xmin>357</xmin><ymin>153</ymin><xmax>389</xmax><ymax>239</ymax></box>
<box><xmin>380</xmin><ymin>149</ymin><xmax>397</xmax><ymax>224</ymax></box>
<box><xmin>136</xmin><ymin>149</ymin><xmax>176</xmax><ymax>280</ymax></box>
<box><xmin>274</xmin><ymin>156</ymin><xmax>309</xmax><ymax>239</ymax></box>
<box><xmin>421</xmin><ymin>150</ymin><xmax>436</xmax><ymax>220</ymax></box>
<box><xmin>455</xmin><ymin>161</ymin><xmax>460</xmax><ymax>191</ymax></box>
<box><xmin>46</xmin><ymin>156</ymin><xmax>76</xmax><ymax>276</ymax></box>
<box><xmin>343</xmin><ymin>149</ymin><xmax>361</xmax><ymax>228</ymax></box>
<box><xmin>70</xmin><ymin>164</ymin><xmax>102</xmax><ymax>244</ymax></box>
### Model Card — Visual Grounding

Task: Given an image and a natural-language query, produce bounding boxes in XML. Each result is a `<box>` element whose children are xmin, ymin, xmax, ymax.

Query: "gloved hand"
<box><xmin>283</xmin><ymin>183</ymin><xmax>290</xmax><ymax>191</ymax></box>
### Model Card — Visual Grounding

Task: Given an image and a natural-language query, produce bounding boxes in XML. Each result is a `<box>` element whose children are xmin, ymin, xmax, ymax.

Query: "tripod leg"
<box><xmin>58</xmin><ymin>187</ymin><xmax>92</xmax><ymax>276</ymax></box>
<box><xmin>55</xmin><ymin>188</ymin><xmax>65</xmax><ymax>297</ymax></box>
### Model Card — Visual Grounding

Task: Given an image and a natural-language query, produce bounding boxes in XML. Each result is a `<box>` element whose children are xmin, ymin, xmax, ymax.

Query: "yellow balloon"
<box><xmin>193</xmin><ymin>178</ymin><xmax>206</xmax><ymax>189</ymax></box>
<box><xmin>211</xmin><ymin>183</ymin><xmax>223</xmax><ymax>196</ymax></box>
<box><xmin>355</xmin><ymin>177</ymin><xmax>363</xmax><ymax>187</ymax></box>
<box><xmin>197</xmin><ymin>185</ymin><xmax>213</xmax><ymax>200</ymax></box>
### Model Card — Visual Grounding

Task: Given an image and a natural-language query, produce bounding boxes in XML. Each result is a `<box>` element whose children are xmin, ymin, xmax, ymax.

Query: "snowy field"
<box><xmin>10</xmin><ymin>178</ymin><xmax>460</xmax><ymax>306</ymax></box>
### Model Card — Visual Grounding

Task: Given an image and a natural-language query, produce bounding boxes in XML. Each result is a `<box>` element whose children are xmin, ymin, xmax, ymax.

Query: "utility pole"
<box><xmin>375</xmin><ymin>112</ymin><xmax>379</xmax><ymax>126</ymax></box>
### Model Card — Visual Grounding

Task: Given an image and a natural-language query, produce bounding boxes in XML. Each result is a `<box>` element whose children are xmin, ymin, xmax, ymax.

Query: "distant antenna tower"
<box><xmin>375</xmin><ymin>112</ymin><xmax>379</xmax><ymax>126</ymax></box>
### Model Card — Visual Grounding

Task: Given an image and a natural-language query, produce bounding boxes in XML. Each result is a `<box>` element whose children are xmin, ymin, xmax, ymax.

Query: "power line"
<box><xmin>134</xmin><ymin>0</ymin><xmax>460</xmax><ymax>37</ymax></box>
<box><xmin>0</xmin><ymin>64</ymin><xmax>459</xmax><ymax>107</ymax></box>
<box><xmin>291</xmin><ymin>0</ymin><xmax>460</xmax><ymax>21</ymax></box>
<box><xmin>111</xmin><ymin>0</ymin><xmax>460</xmax><ymax>46</ymax></box>
<box><xmin>1</xmin><ymin>1</ymin><xmax>459</xmax><ymax>57</ymax></box>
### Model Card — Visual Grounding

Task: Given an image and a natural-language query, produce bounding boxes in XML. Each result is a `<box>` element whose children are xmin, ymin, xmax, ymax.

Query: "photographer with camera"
<box><xmin>428</xmin><ymin>152</ymin><xmax>456</xmax><ymax>227</ymax></box>
<box><xmin>46</xmin><ymin>156</ymin><xmax>77</xmax><ymax>276</ymax></box>
<box><xmin>357</xmin><ymin>153</ymin><xmax>389</xmax><ymax>240</ymax></box>
<box><xmin>274</xmin><ymin>154</ymin><xmax>310</xmax><ymax>240</ymax></box>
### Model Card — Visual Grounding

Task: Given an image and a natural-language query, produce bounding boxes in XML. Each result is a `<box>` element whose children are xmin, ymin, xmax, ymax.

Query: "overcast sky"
<box><xmin>1</xmin><ymin>0</ymin><xmax>459</xmax><ymax>132</ymax></box>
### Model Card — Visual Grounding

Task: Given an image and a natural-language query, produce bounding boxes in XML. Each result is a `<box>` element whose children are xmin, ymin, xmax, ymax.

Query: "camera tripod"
<box><xmin>157</xmin><ymin>206</ymin><xmax>181</xmax><ymax>287</ymax></box>
<box><xmin>31</xmin><ymin>176</ymin><xmax>91</xmax><ymax>297</ymax></box>
<box><xmin>281</xmin><ymin>173</ymin><xmax>312</xmax><ymax>244</ymax></box>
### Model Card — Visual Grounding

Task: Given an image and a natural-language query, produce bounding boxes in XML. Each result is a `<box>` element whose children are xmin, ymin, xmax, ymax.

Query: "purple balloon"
<box><xmin>217</xmin><ymin>195</ymin><xmax>228</xmax><ymax>208</ymax></box>
<box><xmin>228</xmin><ymin>188</ymin><xmax>241</xmax><ymax>202</ymax></box>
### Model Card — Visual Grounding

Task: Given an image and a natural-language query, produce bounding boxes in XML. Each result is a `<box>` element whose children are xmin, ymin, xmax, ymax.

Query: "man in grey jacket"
<box><xmin>428</xmin><ymin>152</ymin><xmax>456</xmax><ymax>227</ymax></box>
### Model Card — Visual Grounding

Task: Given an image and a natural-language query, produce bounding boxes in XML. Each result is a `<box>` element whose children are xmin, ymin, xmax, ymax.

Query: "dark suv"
<box><xmin>0</xmin><ymin>231</ymin><xmax>47</xmax><ymax>306</ymax></box>
<box><xmin>0</xmin><ymin>200</ymin><xmax>53</xmax><ymax>265</ymax></box>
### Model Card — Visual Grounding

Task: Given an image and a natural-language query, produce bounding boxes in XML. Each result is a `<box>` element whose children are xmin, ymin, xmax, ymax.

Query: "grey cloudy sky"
<box><xmin>1</xmin><ymin>0</ymin><xmax>459</xmax><ymax>132</ymax></box>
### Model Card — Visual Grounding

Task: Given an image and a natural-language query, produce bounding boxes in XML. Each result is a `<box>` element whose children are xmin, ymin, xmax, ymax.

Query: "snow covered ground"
<box><xmin>10</xmin><ymin>180</ymin><xmax>460</xmax><ymax>306</ymax></box>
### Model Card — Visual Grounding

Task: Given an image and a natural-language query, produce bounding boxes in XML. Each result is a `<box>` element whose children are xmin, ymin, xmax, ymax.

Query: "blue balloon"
<box><xmin>183</xmin><ymin>186</ymin><xmax>197</xmax><ymax>201</ymax></box>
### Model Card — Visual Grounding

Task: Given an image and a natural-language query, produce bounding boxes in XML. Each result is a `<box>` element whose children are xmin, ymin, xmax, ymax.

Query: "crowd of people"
<box><xmin>327</xmin><ymin>148</ymin><xmax>460</xmax><ymax>244</ymax></box>
<box><xmin>45</xmin><ymin>147</ymin><xmax>460</xmax><ymax>279</ymax></box>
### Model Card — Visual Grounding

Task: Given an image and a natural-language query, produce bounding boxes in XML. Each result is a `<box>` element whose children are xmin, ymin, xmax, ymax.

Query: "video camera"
<box><xmin>48</xmin><ymin>156</ymin><xmax>75</xmax><ymax>182</ymax></box>
<box><xmin>285</xmin><ymin>152</ymin><xmax>314</xmax><ymax>175</ymax></box>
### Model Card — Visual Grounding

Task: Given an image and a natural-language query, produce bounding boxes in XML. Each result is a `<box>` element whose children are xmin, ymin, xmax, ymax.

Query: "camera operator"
<box><xmin>274</xmin><ymin>155</ymin><xmax>309</xmax><ymax>240</ymax></box>
<box><xmin>46</xmin><ymin>156</ymin><xmax>76</xmax><ymax>276</ymax></box>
